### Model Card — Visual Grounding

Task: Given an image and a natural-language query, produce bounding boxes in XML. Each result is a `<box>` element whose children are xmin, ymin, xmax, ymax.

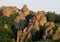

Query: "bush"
<box><xmin>0</xmin><ymin>28</ymin><xmax>14</xmax><ymax>42</ymax></box>
<box><xmin>26</xmin><ymin>38</ymin><xmax>33</xmax><ymax>42</ymax></box>
<box><xmin>25</xmin><ymin>13</ymin><xmax>34</xmax><ymax>27</ymax></box>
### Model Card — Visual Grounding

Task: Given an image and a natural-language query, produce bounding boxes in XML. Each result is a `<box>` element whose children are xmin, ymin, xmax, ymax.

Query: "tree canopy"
<box><xmin>0</xmin><ymin>28</ymin><xmax>14</xmax><ymax>42</ymax></box>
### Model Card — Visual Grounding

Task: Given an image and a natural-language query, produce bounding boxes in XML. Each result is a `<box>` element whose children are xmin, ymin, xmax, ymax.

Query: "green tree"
<box><xmin>0</xmin><ymin>13</ymin><xmax>18</xmax><ymax>42</ymax></box>
<box><xmin>0</xmin><ymin>13</ymin><xmax>18</xmax><ymax>27</ymax></box>
<box><xmin>46</xmin><ymin>12</ymin><xmax>57</xmax><ymax>22</ymax></box>
<box><xmin>55</xmin><ymin>14</ymin><xmax>60</xmax><ymax>23</ymax></box>
<box><xmin>26</xmin><ymin>38</ymin><xmax>33</xmax><ymax>42</ymax></box>
<box><xmin>32</xmin><ymin>26</ymin><xmax>45</xmax><ymax>41</ymax></box>
<box><xmin>11</xmin><ymin>24</ymin><xmax>17</xmax><ymax>41</ymax></box>
<box><xmin>25</xmin><ymin>13</ymin><xmax>35</xmax><ymax>27</ymax></box>
<box><xmin>0</xmin><ymin>28</ymin><xmax>14</xmax><ymax>42</ymax></box>
<box><xmin>0</xmin><ymin>13</ymin><xmax>18</xmax><ymax>24</ymax></box>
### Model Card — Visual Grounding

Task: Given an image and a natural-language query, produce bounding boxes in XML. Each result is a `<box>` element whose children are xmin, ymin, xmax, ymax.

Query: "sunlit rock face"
<box><xmin>21</xmin><ymin>4</ymin><xmax>30</xmax><ymax>17</ymax></box>
<box><xmin>52</xmin><ymin>26</ymin><xmax>60</xmax><ymax>40</ymax></box>
<box><xmin>32</xmin><ymin>16</ymin><xmax>39</xmax><ymax>31</ymax></box>
<box><xmin>1</xmin><ymin>6</ymin><xmax>19</xmax><ymax>17</ymax></box>
<box><xmin>45</xmin><ymin>22</ymin><xmax>55</xmax><ymax>27</ymax></box>
<box><xmin>15</xmin><ymin>4</ymin><xmax>30</xmax><ymax>23</ymax></box>
<box><xmin>39</xmin><ymin>16</ymin><xmax>47</xmax><ymax>26</ymax></box>
<box><xmin>36</xmin><ymin>11</ymin><xmax>47</xmax><ymax>26</ymax></box>
<box><xmin>43</xmin><ymin>22</ymin><xmax>55</xmax><ymax>39</ymax></box>
<box><xmin>36</xmin><ymin>11</ymin><xmax>45</xmax><ymax>20</ymax></box>
<box><xmin>0</xmin><ymin>4</ymin><xmax>30</xmax><ymax>22</ymax></box>
<box><xmin>14</xmin><ymin>11</ymin><xmax>25</xmax><ymax>22</ymax></box>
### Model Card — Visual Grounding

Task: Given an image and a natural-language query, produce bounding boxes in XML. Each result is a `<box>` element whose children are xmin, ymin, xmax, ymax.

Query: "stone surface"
<box><xmin>43</xmin><ymin>22</ymin><xmax>55</xmax><ymax>39</ymax></box>
<box><xmin>1</xmin><ymin>6</ymin><xmax>19</xmax><ymax>17</ymax></box>
<box><xmin>52</xmin><ymin>26</ymin><xmax>60</xmax><ymax>40</ymax></box>
<box><xmin>21</xmin><ymin>4</ymin><xmax>30</xmax><ymax>16</ymax></box>
<box><xmin>36</xmin><ymin>11</ymin><xmax>47</xmax><ymax>26</ymax></box>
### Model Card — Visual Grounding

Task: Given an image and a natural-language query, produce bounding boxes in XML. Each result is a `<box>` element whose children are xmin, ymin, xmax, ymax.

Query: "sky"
<box><xmin>0</xmin><ymin>0</ymin><xmax>60</xmax><ymax>14</ymax></box>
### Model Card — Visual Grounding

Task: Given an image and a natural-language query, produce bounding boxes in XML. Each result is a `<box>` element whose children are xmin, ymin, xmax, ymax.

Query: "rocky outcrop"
<box><xmin>16</xmin><ymin>10</ymin><xmax>47</xmax><ymax>42</ymax></box>
<box><xmin>43</xmin><ymin>22</ymin><xmax>55</xmax><ymax>39</ymax></box>
<box><xmin>15</xmin><ymin>4</ymin><xmax>30</xmax><ymax>22</ymax></box>
<box><xmin>52</xmin><ymin>26</ymin><xmax>60</xmax><ymax>40</ymax></box>
<box><xmin>1</xmin><ymin>6</ymin><xmax>19</xmax><ymax>17</ymax></box>
<box><xmin>0</xmin><ymin>5</ymin><xmax>60</xmax><ymax>42</ymax></box>
<box><xmin>36</xmin><ymin>11</ymin><xmax>47</xmax><ymax>26</ymax></box>
<box><xmin>14</xmin><ymin>11</ymin><xmax>25</xmax><ymax>22</ymax></box>
<box><xmin>21</xmin><ymin>4</ymin><xmax>30</xmax><ymax>17</ymax></box>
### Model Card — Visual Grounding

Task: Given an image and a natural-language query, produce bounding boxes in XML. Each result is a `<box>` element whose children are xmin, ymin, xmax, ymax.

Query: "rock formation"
<box><xmin>43</xmin><ymin>22</ymin><xmax>55</xmax><ymax>39</ymax></box>
<box><xmin>52</xmin><ymin>26</ymin><xmax>60</xmax><ymax>40</ymax></box>
<box><xmin>1</xmin><ymin>6</ymin><xmax>19</xmax><ymax>17</ymax></box>
<box><xmin>21</xmin><ymin>4</ymin><xmax>30</xmax><ymax>17</ymax></box>
<box><xmin>15</xmin><ymin>4</ymin><xmax>30</xmax><ymax>22</ymax></box>
<box><xmin>36</xmin><ymin>11</ymin><xmax>47</xmax><ymax>26</ymax></box>
<box><xmin>0</xmin><ymin>5</ymin><xmax>60</xmax><ymax>42</ymax></box>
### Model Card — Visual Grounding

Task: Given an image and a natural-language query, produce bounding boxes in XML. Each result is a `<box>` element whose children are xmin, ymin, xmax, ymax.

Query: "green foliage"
<box><xmin>46</xmin><ymin>11</ymin><xmax>60</xmax><ymax>23</ymax></box>
<box><xmin>32</xmin><ymin>26</ymin><xmax>45</xmax><ymax>41</ymax></box>
<box><xmin>26</xmin><ymin>38</ymin><xmax>33</xmax><ymax>42</ymax></box>
<box><xmin>25</xmin><ymin>13</ymin><xmax>35</xmax><ymax>27</ymax></box>
<box><xmin>0</xmin><ymin>16</ymin><xmax>9</xmax><ymax>24</ymax></box>
<box><xmin>46</xmin><ymin>12</ymin><xmax>57</xmax><ymax>22</ymax></box>
<box><xmin>0</xmin><ymin>13</ymin><xmax>18</xmax><ymax>42</ymax></box>
<box><xmin>53</xmin><ymin>25</ymin><xmax>57</xmax><ymax>32</ymax></box>
<box><xmin>25</xmin><ymin>13</ymin><xmax>34</xmax><ymax>21</ymax></box>
<box><xmin>10</xmin><ymin>13</ymin><xmax>18</xmax><ymax>20</ymax></box>
<box><xmin>11</xmin><ymin>24</ymin><xmax>17</xmax><ymax>41</ymax></box>
<box><xmin>55</xmin><ymin>40</ymin><xmax>60</xmax><ymax>42</ymax></box>
<box><xmin>0</xmin><ymin>13</ymin><xmax>18</xmax><ymax>27</ymax></box>
<box><xmin>0</xmin><ymin>28</ymin><xmax>14</xmax><ymax>42</ymax></box>
<box><xmin>39</xmin><ymin>39</ymin><xmax>60</xmax><ymax>42</ymax></box>
<box><xmin>39</xmin><ymin>39</ymin><xmax>55</xmax><ymax>42</ymax></box>
<box><xmin>55</xmin><ymin>14</ymin><xmax>60</xmax><ymax>23</ymax></box>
